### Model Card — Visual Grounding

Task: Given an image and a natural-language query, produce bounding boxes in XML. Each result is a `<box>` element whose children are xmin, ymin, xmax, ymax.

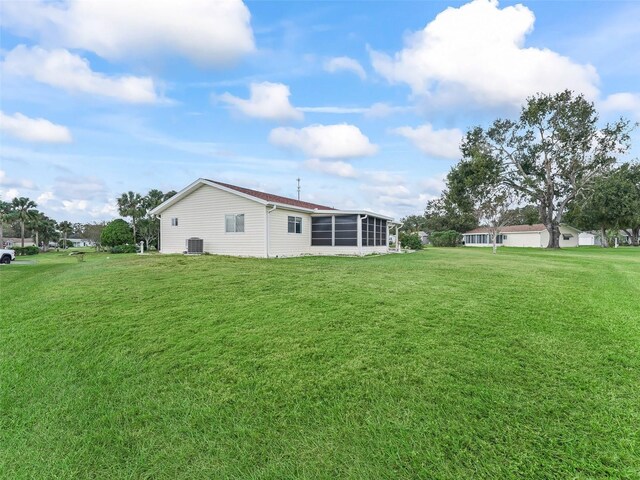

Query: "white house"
<box><xmin>417</xmin><ymin>231</ymin><xmax>429</xmax><ymax>245</ymax></box>
<box><xmin>462</xmin><ymin>224</ymin><xmax>580</xmax><ymax>248</ymax></box>
<box><xmin>68</xmin><ymin>238</ymin><xmax>96</xmax><ymax>247</ymax></box>
<box><xmin>579</xmin><ymin>231</ymin><xmax>602</xmax><ymax>246</ymax></box>
<box><xmin>580</xmin><ymin>230</ymin><xmax>634</xmax><ymax>246</ymax></box>
<box><xmin>150</xmin><ymin>178</ymin><xmax>395</xmax><ymax>257</ymax></box>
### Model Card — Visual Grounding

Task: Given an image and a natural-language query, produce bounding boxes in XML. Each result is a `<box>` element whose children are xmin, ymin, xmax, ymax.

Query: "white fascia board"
<box><xmin>265</xmin><ymin>202</ymin><xmax>317</xmax><ymax>213</ymax></box>
<box><xmin>202</xmin><ymin>179</ymin><xmax>269</xmax><ymax>206</ymax></box>
<box><xmin>149</xmin><ymin>178</ymin><xmax>205</xmax><ymax>215</ymax></box>
<box><xmin>560</xmin><ymin>224</ymin><xmax>582</xmax><ymax>233</ymax></box>
<box><xmin>311</xmin><ymin>210</ymin><xmax>395</xmax><ymax>221</ymax></box>
<box><xmin>150</xmin><ymin>178</ymin><xmax>268</xmax><ymax>215</ymax></box>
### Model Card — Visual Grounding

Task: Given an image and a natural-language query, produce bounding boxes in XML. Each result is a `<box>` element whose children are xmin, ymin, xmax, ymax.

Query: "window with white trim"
<box><xmin>171</xmin><ymin>217</ymin><xmax>178</xmax><ymax>226</ymax></box>
<box><xmin>225</xmin><ymin>214</ymin><xmax>245</xmax><ymax>233</ymax></box>
<box><xmin>288</xmin><ymin>216</ymin><xmax>302</xmax><ymax>234</ymax></box>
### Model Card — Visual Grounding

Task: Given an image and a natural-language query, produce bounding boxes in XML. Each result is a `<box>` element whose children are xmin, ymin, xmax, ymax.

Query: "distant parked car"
<box><xmin>0</xmin><ymin>248</ymin><xmax>16</xmax><ymax>264</ymax></box>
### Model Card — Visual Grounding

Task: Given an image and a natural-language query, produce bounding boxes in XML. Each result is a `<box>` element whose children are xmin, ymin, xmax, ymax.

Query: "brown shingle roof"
<box><xmin>207</xmin><ymin>180</ymin><xmax>335</xmax><ymax>210</ymax></box>
<box><xmin>465</xmin><ymin>223</ymin><xmax>547</xmax><ymax>234</ymax></box>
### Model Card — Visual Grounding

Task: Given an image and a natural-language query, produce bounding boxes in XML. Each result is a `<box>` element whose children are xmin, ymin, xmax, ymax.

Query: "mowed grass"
<box><xmin>1</xmin><ymin>248</ymin><xmax>639</xmax><ymax>479</ymax></box>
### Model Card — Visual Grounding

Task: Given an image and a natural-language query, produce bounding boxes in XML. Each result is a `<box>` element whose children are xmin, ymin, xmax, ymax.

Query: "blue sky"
<box><xmin>1</xmin><ymin>0</ymin><xmax>639</xmax><ymax>222</ymax></box>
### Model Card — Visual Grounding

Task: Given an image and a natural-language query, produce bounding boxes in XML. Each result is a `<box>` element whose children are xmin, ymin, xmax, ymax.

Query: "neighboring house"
<box><xmin>151</xmin><ymin>178</ymin><xmax>394</xmax><ymax>257</ymax></box>
<box><xmin>579</xmin><ymin>231</ymin><xmax>602</xmax><ymax>246</ymax></box>
<box><xmin>417</xmin><ymin>231</ymin><xmax>429</xmax><ymax>245</ymax></box>
<box><xmin>2</xmin><ymin>237</ymin><xmax>35</xmax><ymax>248</ymax></box>
<box><xmin>579</xmin><ymin>230</ymin><xmax>633</xmax><ymax>246</ymax></box>
<box><xmin>462</xmin><ymin>224</ymin><xmax>580</xmax><ymax>248</ymax></box>
<box><xmin>619</xmin><ymin>230</ymin><xmax>632</xmax><ymax>245</ymax></box>
<box><xmin>68</xmin><ymin>238</ymin><xmax>96</xmax><ymax>247</ymax></box>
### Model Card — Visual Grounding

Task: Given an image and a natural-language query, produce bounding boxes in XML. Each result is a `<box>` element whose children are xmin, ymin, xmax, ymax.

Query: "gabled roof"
<box><xmin>465</xmin><ymin>223</ymin><xmax>547</xmax><ymax>234</ymax></box>
<box><xmin>150</xmin><ymin>178</ymin><xmax>338</xmax><ymax>215</ymax></box>
<box><xmin>207</xmin><ymin>180</ymin><xmax>335</xmax><ymax>210</ymax></box>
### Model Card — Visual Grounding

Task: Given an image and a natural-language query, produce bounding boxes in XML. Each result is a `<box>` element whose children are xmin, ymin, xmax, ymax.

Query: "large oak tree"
<box><xmin>463</xmin><ymin>90</ymin><xmax>634</xmax><ymax>248</ymax></box>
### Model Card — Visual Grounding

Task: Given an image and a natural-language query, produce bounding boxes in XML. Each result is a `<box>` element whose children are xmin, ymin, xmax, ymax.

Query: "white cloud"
<box><xmin>364</xmin><ymin>171</ymin><xmax>405</xmax><ymax>185</ymax></box>
<box><xmin>2</xmin><ymin>45</ymin><xmax>161</xmax><ymax>104</ymax></box>
<box><xmin>362</xmin><ymin>184</ymin><xmax>412</xmax><ymax>197</ymax></box>
<box><xmin>90</xmin><ymin>200</ymin><xmax>118</xmax><ymax>218</ymax></box>
<box><xmin>0</xmin><ymin>188</ymin><xmax>20</xmax><ymax>201</ymax></box>
<box><xmin>61</xmin><ymin>199</ymin><xmax>89</xmax><ymax>213</ymax></box>
<box><xmin>53</xmin><ymin>175</ymin><xmax>108</xmax><ymax>200</ymax></box>
<box><xmin>219</xmin><ymin>82</ymin><xmax>303</xmax><ymax>121</ymax></box>
<box><xmin>324</xmin><ymin>56</ymin><xmax>367</xmax><ymax>80</ymax></box>
<box><xmin>392</xmin><ymin>123</ymin><xmax>462</xmax><ymax>159</ymax></box>
<box><xmin>304</xmin><ymin>159</ymin><xmax>358</xmax><ymax>178</ymax></box>
<box><xmin>37</xmin><ymin>191</ymin><xmax>55</xmax><ymax>206</ymax></box>
<box><xmin>419</xmin><ymin>175</ymin><xmax>447</xmax><ymax>194</ymax></box>
<box><xmin>0</xmin><ymin>170</ymin><xmax>37</xmax><ymax>189</ymax></box>
<box><xmin>601</xmin><ymin>92</ymin><xmax>640</xmax><ymax>119</ymax></box>
<box><xmin>0</xmin><ymin>111</ymin><xmax>72</xmax><ymax>143</ymax></box>
<box><xmin>269</xmin><ymin>124</ymin><xmax>378</xmax><ymax>159</ymax></box>
<box><xmin>370</xmin><ymin>0</ymin><xmax>599</xmax><ymax>107</ymax></box>
<box><xmin>299</xmin><ymin>106</ymin><xmax>368</xmax><ymax>114</ymax></box>
<box><xmin>0</xmin><ymin>0</ymin><xmax>254</xmax><ymax>67</ymax></box>
<box><xmin>298</xmin><ymin>103</ymin><xmax>413</xmax><ymax>117</ymax></box>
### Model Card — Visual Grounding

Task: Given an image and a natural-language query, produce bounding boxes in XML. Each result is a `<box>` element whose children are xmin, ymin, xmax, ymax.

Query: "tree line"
<box><xmin>0</xmin><ymin>188</ymin><xmax>176</xmax><ymax>251</ymax></box>
<box><xmin>399</xmin><ymin>90</ymin><xmax>638</xmax><ymax>250</ymax></box>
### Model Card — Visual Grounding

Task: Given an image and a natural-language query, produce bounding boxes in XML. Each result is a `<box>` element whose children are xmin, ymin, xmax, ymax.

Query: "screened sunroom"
<box><xmin>309</xmin><ymin>213</ymin><xmax>391</xmax><ymax>253</ymax></box>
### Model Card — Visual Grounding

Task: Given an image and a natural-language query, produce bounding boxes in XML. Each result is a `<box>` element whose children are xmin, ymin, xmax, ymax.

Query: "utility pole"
<box><xmin>297</xmin><ymin>177</ymin><xmax>301</xmax><ymax>200</ymax></box>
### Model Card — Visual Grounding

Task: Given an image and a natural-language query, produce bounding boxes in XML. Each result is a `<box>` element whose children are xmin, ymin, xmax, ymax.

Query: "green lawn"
<box><xmin>1</xmin><ymin>248</ymin><xmax>639</xmax><ymax>479</ymax></box>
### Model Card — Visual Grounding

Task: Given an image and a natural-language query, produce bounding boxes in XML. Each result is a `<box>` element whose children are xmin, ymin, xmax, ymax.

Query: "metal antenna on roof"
<box><xmin>297</xmin><ymin>177</ymin><xmax>301</xmax><ymax>200</ymax></box>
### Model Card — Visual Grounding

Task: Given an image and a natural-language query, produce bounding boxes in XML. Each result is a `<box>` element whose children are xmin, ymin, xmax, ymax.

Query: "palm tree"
<box><xmin>117</xmin><ymin>191</ymin><xmax>143</xmax><ymax>243</ymax></box>
<box><xmin>26</xmin><ymin>210</ymin><xmax>45</xmax><ymax>249</ymax></box>
<box><xmin>143</xmin><ymin>189</ymin><xmax>165</xmax><ymax>213</ymax></box>
<box><xmin>0</xmin><ymin>200</ymin><xmax>14</xmax><ymax>247</ymax></box>
<box><xmin>58</xmin><ymin>221</ymin><xmax>73</xmax><ymax>249</ymax></box>
<box><xmin>39</xmin><ymin>217</ymin><xmax>59</xmax><ymax>251</ymax></box>
<box><xmin>11</xmin><ymin>197</ymin><xmax>38</xmax><ymax>247</ymax></box>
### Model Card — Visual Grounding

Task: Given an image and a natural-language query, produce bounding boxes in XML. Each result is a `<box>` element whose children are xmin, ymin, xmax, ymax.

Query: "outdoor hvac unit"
<box><xmin>186</xmin><ymin>237</ymin><xmax>204</xmax><ymax>254</ymax></box>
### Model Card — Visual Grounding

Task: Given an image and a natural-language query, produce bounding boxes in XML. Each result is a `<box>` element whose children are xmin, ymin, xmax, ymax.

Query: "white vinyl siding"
<box><xmin>268</xmin><ymin>209</ymin><xmax>312</xmax><ymax>257</ymax></box>
<box><xmin>159</xmin><ymin>184</ymin><xmax>266</xmax><ymax>256</ymax></box>
<box><xmin>267</xmin><ymin>209</ymin><xmax>390</xmax><ymax>257</ymax></box>
<box><xmin>464</xmin><ymin>227</ymin><xmax>579</xmax><ymax>248</ymax></box>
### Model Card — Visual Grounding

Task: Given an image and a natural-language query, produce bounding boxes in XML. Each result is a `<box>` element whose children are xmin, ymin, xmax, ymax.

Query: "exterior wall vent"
<box><xmin>186</xmin><ymin>237</ymin><xmax>204</xmax><ymax>254</ymax></box>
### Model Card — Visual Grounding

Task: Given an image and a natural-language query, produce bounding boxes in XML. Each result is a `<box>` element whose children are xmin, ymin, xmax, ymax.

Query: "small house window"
<box><xmin>562</xmin><ymin>234</ymin><xmax>573</xmax><ymax>240</ymax></box>
<box><xmin>171</xmin><ymin>218</ymin><xmax>178</xmax><ymax>226</ymax></box>
<box><xmin>288</xmin><ymin>216</ymin><xmax>302</xmax><ymax>234</ymax></box>
<box><xmin>225</xmin><ymin>214</ymin><xmax>245</xmax><ymax>233</ymax></box>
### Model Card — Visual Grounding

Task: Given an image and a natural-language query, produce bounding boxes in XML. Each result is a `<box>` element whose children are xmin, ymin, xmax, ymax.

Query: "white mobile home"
<box><xmin>462</xmin><ymin>224</ymin><xmax>580</xmax><ymax>248</ymax></box>
<box><xmin>579</xmin><ymin>231</ymin><xmax>602</xmax><ymax>246</ymax></box>
<box><xmin>151</xmin><ymin>178</ymin><xmax>394</xmax><ymax>257</ymax></box>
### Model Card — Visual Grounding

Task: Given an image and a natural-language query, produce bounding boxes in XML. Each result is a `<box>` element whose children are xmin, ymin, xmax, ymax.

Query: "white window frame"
<box><xmin>225</xmin><ymin>213</ymin><xmax>245</xmax><ymax>233</ymax></box>
<box><xmin>287</xmin><ymin>216</ymin><xmax>302</xmax><ymax>234</ymax></box>
<box><xmin>171</xmin><ymin>217</ymin><xmax>178</xmax><ymax>227</ymax></box>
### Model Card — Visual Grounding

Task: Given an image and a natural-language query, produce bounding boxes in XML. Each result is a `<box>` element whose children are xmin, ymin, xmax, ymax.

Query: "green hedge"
<box><xmin>110</xmin><ymin>244</ymin><xmax>137</xmax><ymax>254</ymax></box>
<box><xmin>399</xmin><ymin>232</ymin><xmax>423</xmax><ymax>250</ymax></box>
<box><xmin>14</xmin><ymin>246</ymin><xmax>40</xmax><ymax>256</ymax></box>
<box><xmin>430</xmin><ymin>230</ymin><xmax>462</xmax><ymax>247</ymax></box>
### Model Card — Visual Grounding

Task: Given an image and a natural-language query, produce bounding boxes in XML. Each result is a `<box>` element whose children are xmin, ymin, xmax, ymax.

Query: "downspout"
<box><xmin>358</xmin><ymin>215</ymin><xmax>368</xmax><ymax>256</ymax></box>
<box><xmin>266</xmin><ymin>205</ymin><xmax>277</xmax><ymax>258</ymax></box>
